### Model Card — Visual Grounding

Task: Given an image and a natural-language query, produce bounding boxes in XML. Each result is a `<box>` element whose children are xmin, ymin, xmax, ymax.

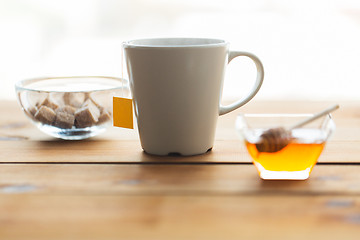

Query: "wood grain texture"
<box><xmin>0</xmin><ymin>195</ymin><xmax>359</xmax><ymax>240</ymax></box>
<box><xmin>0</xmin><ymin>139</ymin><xmax>359</xmax><ymax>163</ymax></box>
<box><xmin>1</xmin><ymin>100</ymin><xmax>360</xmax><ymax>240</ymax></box>
<box><xmin>0</xmin><ymin>164</ymin><xmax>359</xmax><ymax>195</ymax></box>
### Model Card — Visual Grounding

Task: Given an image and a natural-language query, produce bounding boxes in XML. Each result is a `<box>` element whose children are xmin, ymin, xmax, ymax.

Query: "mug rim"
<box><xmin>123</xmin><ymin>38</ymin><xmax>228</xmax><ymax>48</ymax></box>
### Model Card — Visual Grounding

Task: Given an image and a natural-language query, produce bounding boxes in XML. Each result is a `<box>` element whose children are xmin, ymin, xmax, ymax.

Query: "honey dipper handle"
<box><xmin>289</xmin><ymin>104</ymin><xmax>339</xmax><ymax>130</ymax></box>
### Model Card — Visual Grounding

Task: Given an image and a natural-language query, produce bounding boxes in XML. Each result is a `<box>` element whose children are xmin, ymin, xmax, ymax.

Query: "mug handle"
<box><xmin>219</xmin><ymin>51</ymin><xmax>264</xmax><ymax>116</ymax></box>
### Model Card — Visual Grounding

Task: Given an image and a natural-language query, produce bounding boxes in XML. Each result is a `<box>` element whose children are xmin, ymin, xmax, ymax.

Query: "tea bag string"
<box><xmin>121</xmin><ymin>42</ymin><xmax>124</xmax><ymax>97</ymax></box>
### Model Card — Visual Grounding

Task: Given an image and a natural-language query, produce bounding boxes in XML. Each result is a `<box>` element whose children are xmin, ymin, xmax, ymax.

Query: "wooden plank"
<box><xmin>1</xmin><ymin>100</ymin><xmax>359</xmax><ymax>142</ymax></box>
<box><xmin>1</xmin><ymin>139</ymin><xmax>359</xmax><ymax>163</ymax></box>
<box><xmin>0</xmin><ymin>164</ymin><xmax>359</xmax><ymax>195</ymax></box>
<box><xmin>1</xmin><ymin>100</ymin><xmax>360</xmax><ymax>240</ymax></box>
<box><xmin>0</xmin><ymin>139</ymin><xmax>248</xmax><ymax>163</ymax></box>
<box><xmin>0</xmin><ymin>139</ymin><xmax>260</xmax><ymax>163</ymax></box>
<box><xmin>0</xmin><ymin>195</ymin><xmax>359</xmax><ymax>240</ymax></box>
<box><xmin>1</xmin><ymin>100</ymin><xmax>359</xmax><ymax>163</ymax></box>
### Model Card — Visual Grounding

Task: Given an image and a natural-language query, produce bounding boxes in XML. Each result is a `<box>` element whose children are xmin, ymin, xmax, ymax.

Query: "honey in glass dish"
<box><xmin>246</xmin><ymin>142</ymin><xmax>325</xmax><ymax>172</ymax></box>
<box><xmin>246</xmin><ymin>128</ymin><xmax>328</xmax><ymax>180</ymax></box>
<box><xmin>236</xmin><ymin>114</ymin><xmax>336</xmax><ymax>180</ymax></box>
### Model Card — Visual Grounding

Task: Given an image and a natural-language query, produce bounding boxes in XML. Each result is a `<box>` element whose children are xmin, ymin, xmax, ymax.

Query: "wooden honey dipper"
<box><xmin>255</xmin><ymin>104</ymin><xmax>339</xmax><ymax>153</ymax></box>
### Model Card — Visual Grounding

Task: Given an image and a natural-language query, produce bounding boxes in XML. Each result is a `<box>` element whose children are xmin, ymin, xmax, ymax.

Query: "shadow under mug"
<box><xmin>123</xmin><ymin>38</ymin><xmax>264</xmax><ymax>156</ymax></box>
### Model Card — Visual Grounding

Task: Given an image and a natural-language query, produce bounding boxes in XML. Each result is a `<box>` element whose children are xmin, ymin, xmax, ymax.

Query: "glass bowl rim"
<box><xmin>15</xmin><ymin>76</ymin><xmax>127</xmax><ymax>93</ymax></box>
<box><xmin>236</xmin><ymin>113</ymin><xmax>334</xmax><ymax>122</ymax></box>
<box><xmin>236</xmin><ymin>113</ymin><xmax>336</xmax><ymax>144</ymax></box>
<box><xmin>236</xmin><ymin>113</ymin><xmax>335</xmax><ymax>129</ymax></box>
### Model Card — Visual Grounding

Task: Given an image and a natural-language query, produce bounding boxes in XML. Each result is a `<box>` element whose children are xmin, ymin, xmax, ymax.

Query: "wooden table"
<box><xmin>0</xmin><ymin>100</ymin><xmax>359</xmax><ymax>240</ymax></box>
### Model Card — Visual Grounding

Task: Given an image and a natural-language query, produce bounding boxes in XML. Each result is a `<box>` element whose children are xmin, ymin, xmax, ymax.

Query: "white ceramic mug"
<box><xmin>123</xmin><ymin>38</ymin><xmax>264</xmax><ymax>156</ymax></box>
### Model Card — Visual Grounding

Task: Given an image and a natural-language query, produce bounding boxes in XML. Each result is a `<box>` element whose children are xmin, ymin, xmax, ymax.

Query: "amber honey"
<box><xmin>237</xmin><ymin>113</ymin><xmax>335</xmax><ymax>180</ymax></box>
<box><xmin>246</xmin><ymin>141</ymin><xmax>325</xmax><ymax>173</ymax></box>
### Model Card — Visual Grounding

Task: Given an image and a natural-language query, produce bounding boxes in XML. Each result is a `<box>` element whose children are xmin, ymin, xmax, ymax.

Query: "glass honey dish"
<box><xmin>236</xmin><ymin>113</ymin><xmax>336</xmax><ymax>180</ymax></box>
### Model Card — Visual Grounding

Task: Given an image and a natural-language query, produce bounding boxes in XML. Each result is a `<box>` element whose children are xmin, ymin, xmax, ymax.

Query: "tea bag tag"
<box><xmin>113</xmin><ymin>97</ymin><xmax>133</xmax><ymax>129</ymax></box>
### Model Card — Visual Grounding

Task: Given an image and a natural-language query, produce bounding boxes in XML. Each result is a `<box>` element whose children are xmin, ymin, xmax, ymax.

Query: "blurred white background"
<box><xmin>1</xmin><ymin>0</ymin><xmax>360</xmax><ymax>100</ymax></box>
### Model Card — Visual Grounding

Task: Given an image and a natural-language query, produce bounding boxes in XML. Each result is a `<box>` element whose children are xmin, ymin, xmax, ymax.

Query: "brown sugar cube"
<box><xmin>82</xmin><ymin>99</ymin><xmax>103</xmax><ymax>113</ymax></box>
<box><xmin>88</xmin><ymin>95</ymin><xmax>102</xmax><ymax>108</ymax></box>
<box><xmin>56</xmin><ymin>105</ymin><xmax>76</xmax><ymax>115</ymax></box>
<box><xmin>74</xmin><ymin>100</ymin><xmax>100</xmax><ymax>128</ymax></box>
<box><xmin>84</xmin><ymin>92</ymin><xmax>90</xmax><ymax>100</ymax></box>
<box><xmin>34</xmin><ymin>106</ymin><xmax>56</xmax><ymax>125</ymax></box>
<box><xmin>97</xmin><ymin>110</ymin><xmax>111</xmax><ymax>125</ymax></box>
<box><xmin>49</xmin><ymin>92</ymin><xmax>65</xmax><ymax>106</ymax></box>
<box><xmin>28</xmin><ymin>107</ymin><xmax>37</xmax><ymax>117</ymax></box>
<box><xmin>54</xmin><ymin>111</ymin><xmax>75</xmax><ymax>129</ymax></box>
<box><xmin>63</xmin><ymin>92</ymin><xmax>86</xmax><ymax>108</ymax></box>
<box><xmin>24</xmin><ymin>106</ymin><xmax>38</xmax><ymax>121</ymax></box>
<box><xmin>38</xmin><ymin>96</ymin><xmax>60</xmax><ymax>110</ymax></box>
<box><xmin>82</xmin><ymin>98</ymin><xmax>105</xmax><ymax>112</ymax></box>
<box><xmin>89</xmin><ymin>94</ymin><xmax>110</xmax><ymax>112</ymax></box>
<box><xmin>25</xmin><ymin>91</ymin><xmax>47</xmax><ymax>109</ymax></box>
<box><xmin>81</xmin><ymin>98</ymin><xmax>93</xmax><ymax>107</ymax></box>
